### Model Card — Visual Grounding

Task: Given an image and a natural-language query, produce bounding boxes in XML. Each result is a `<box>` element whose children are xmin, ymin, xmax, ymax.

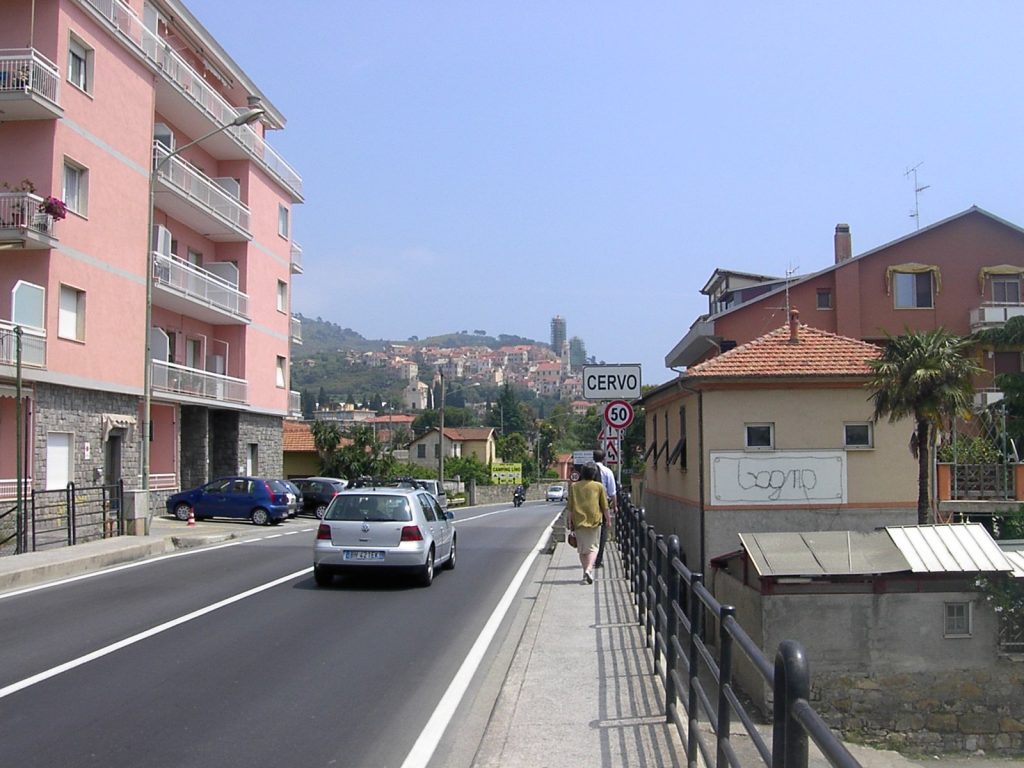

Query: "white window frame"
<box><xmin>12</xmin><ymin>280</ymin><xmax>45</xmax><ymax>329</ymax></box>
<box><xmin>276</xmin><ymin>280</ymin><xmax>288</xmax><ymax>313</ymax></box>
<box><xmin>63</xmin><ymin>159</ymin><xmax>89</xmax><ymax>217</ymax></box>
<box><xmin>67</xmin><ymin>34</ymin><xmax>93</xmax><ymax>93</ymax></box>
<box><xmin>275</xmin><ymin>355</ymin><xmax>286</xmax><ymax>388</ymax></box>
<box><xmin>893</xmin><ymin>271</ymin><xmax>933</xmax><ymax>309</ymax></box>
<box><xmin>185</xmin><ymin>336</ymin><xmax>204</xmax><ymax>369</ymax></box>
<box><xmin>944</xmin><ymin>601</ymin><xmax>972</xmax><ymax>638</ymax></box>
<box><xmin>278</xmin><ymin>204</ymin><xmax>289</xmax><ymax>239</ymax></box>
<box><xmin>58</xmin><ymin>284</ymin><xmax>86</xmax><ymax>342</ymax></box>
<box><xmin>745</xmin><ymin>423</ymin><xmax>774</xmax><ymax>450</ymax></box>
<box><xmin>843</xmin><ymin>422</ymin><xmax>873</xmax><ymax>449</ymax></box>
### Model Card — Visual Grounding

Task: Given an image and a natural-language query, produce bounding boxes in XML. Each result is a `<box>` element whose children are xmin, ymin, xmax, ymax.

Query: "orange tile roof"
<box><xmin>687</xmin><ymin>322</ymin><xmax>880</xmax><ymax>380</ymax></box>
<box><xmin>283</xmin><ymin>420</ymin><xmax>317</xmax><ymax>452</ymax></box>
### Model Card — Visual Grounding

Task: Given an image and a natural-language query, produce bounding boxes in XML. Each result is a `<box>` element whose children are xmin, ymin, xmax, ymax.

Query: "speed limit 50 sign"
<box><xmin>604</xmin><ymin>399</ymin><xmax>634</xmax><ymax>430</ymax></box>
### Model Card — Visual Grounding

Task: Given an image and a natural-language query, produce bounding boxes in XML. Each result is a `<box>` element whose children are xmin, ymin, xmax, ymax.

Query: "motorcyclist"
<box><xmin>513</xmin><ymin>484</ymin><xmax>525</xmax><ymax>506</ymax></box>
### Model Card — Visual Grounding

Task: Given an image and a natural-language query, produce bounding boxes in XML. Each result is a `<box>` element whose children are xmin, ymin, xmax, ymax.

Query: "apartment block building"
<box><xmin>0</xmin><ymin>0</ymin><xmax>303</xmax><ymax>507</ymax></box>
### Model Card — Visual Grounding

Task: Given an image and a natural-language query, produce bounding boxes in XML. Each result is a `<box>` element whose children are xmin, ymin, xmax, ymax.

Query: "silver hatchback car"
<box><xmin>313</xmin><ymin>486</ymin><xmax>456</xmax><ymax>587</ymax></box>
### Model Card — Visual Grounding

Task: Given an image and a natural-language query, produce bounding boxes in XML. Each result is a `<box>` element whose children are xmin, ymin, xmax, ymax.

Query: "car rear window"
<box><xmin>325</xmin><ymin>495</ymin><xmax>412</xmax><ymax>522</ymax></box>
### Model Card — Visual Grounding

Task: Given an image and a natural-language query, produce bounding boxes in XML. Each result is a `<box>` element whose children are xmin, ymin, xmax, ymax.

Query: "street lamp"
<box><xmin>437</xmin><ymin>369</ymin><xmax>445</xmax><ymax>485</ymax></box>
<box><xmin>141</xmin><ymin>105</ymin><xmax>265</xmax><ymax>497</ymax></box>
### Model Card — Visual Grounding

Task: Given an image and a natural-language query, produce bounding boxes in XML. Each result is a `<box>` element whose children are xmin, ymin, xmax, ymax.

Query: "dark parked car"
<box><xmin>165</xmin><ymin>477</ymin><xmax>291</xmax><ymax>526</ymax></box>
<box><xmin>273</xmin><ymin>479</ymin><xmax>303</xmax><ymax>517</ymax></box>
<box><xmin>293</xmin><ymin>477</ymin><xmax>349</xmax><ymax>518</ymax></box>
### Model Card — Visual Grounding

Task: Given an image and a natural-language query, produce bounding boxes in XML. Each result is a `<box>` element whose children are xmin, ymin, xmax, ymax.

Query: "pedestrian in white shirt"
<box><xmin>592</xmin><ymin>448</ymin><xmax>617</xmax><ymax>569</ymax></box>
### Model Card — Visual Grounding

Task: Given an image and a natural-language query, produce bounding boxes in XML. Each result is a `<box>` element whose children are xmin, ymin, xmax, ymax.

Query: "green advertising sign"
<box><xmin>491</xmin><ymin>462</ymin><xmax>522</xmax><ymax>485</ymax></box>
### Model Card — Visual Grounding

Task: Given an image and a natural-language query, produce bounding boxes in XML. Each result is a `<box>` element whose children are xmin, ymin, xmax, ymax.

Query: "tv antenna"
<box><xmin>905</xmin><ymin>162</ymin><xmax>929</xmax><ymax>230</ymax></box>
<box><xmin>784</xmin><ymin>262</ymin><xmax>799</xmax><ymax>315</ymax></box>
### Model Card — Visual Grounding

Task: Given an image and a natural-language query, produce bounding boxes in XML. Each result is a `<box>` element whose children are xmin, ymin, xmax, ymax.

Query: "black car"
<box><xmin>293</xmin><ymin>476</ymin><xmax>349</xmax><ymax>518</ymax></box>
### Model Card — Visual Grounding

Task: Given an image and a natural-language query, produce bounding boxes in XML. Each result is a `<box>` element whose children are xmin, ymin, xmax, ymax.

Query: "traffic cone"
<box><xmin>187</xmin><ymin>508</ymin><xmax>196</xmax><ymax>527</ymax></box>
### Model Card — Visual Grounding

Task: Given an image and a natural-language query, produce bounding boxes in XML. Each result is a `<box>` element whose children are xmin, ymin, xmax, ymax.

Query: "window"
<box><xmin>185</xmin><ymin>337</ymin><xmax>202</xmax><ymax>369</ymax></box>
<box><xmin>276</xmin><ymin>280</ymin><xmax>288</xmax><ymax>312</ymax></box>
<box><xmin>816</xmin><ymin>288</ymin><xmax>833</xmax><ymax>309</ymax></box>
<box><xmin>994</xmin><ymin>278</ymin><xmax>1020</xmax><ymax>304</ymax></box>
<box><xmin>278</xmin><ymin>204</ymin><xmax>289</xmax><ymax>238</ymax></box>
<box><xmin>58</xmin><ymin>285</ymin><xmax>86</xmax><ymax>341</ymax></box>
<box><xmin>68</xmin><ymin>35</ymin><xmax>93</xmax><ymax>93</ymax></box>
<box><xmin>944</xmin><ymin>602</ymin><xmax>972</xmax><ymax>638</ymax></box>
<box><xmin>275</xmin><ymin>356</ymin><xmax>286</xmax><ymax>388</ymax></box>
<box><xmin>417</xmin><ymin>444</ymin><xmax>426</xmax><ymax>459</ymax></box>
<box><xmin>668</xmin><ymin>405</ymin><xmax>687</xmax><ymax>469</ymax></box>
<box><xmin>12</xmin><ymin>281</ymin><xmax>45</xmax><ymax>329</ymax></box>
<box><xmin>186</xmin><ymin>248</ymin><xmax>202</xmax><ymax>267</ymax></box>
<box><xmin>894</xmin><ymin>271</ymin><xmax>933</xmax><ymax>309</ymax></box>
<box><xmin>844</xmin><ymin>423</ymin><xmax>873</xmax><ymax>449</ymax></box>
<box><xmin>63</xmin><ymin>160</ymin><xmax>88</xmax><ymax>216</ymax></box>
<box><xmin>745</xmin><ymin>423</ymin><xmax>774</xmax><ymax>450</ymax></box>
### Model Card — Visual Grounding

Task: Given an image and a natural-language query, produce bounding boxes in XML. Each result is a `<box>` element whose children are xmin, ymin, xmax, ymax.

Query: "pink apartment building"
<box><xmin>0</xmin><ymin>0</ymin><xmax>303</xmax><ymax>509</ymax></box>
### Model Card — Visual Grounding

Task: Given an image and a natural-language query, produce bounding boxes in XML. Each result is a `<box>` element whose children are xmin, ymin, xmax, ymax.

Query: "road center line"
<box><xmin>0</xmin><ymin>567</ymin><xmax>311</xmax><ymax>700</ymax></box>
<box><xmin>399</xmin><ymin>521</ymin><xmax>554</xmax><ymax>768</ymax></box>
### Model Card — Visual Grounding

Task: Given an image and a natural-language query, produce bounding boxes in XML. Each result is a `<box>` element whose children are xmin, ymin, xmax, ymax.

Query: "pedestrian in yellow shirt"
<box><xmin>566</xmin><ymin>462</ymin><xmax>609</xmax><ymax>584</ymax></box>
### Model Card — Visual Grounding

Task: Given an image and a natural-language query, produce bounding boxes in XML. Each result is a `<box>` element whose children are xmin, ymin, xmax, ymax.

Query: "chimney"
<box><xmin>834</xmin><ymin>223</ymin><xmax>852</xmax><ymax>263</ymax></box>
<box><xmin>789</xmin><ymin>308</ymin><xmax>800</xmax><ymax>343</ymax></box>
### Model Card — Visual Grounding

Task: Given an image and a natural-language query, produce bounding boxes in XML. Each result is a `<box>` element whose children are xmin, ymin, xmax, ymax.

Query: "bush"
<box><xmin>937</xmin><ymin>435</ymin><xmax>1002</xmax><ymax>464</ymax></box>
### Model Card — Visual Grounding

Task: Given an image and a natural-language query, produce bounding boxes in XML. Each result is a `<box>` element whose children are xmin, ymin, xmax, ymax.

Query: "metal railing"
<box><xmin>151</xmin><ymin>359</ymin><xmax>248</xmax><ymax>404</ymax></box>
<box><xmin>290</xmin><ymin>315</ymin><xmax>302</xmax><ymax>344</ymax></box>
<box><xmin>969</xmin><ymin>303</ymin><xmax>1024</xmax><ymax>332</ymax></box>
<box><xmin>148</xmin><ymin>473</ymin><xmax>178</xmax><ymax>491</ymax></box>
<box><xmin>616</xmin><ymin>504</ymin><xmax>861</xmax><ymax>768</ymax></box>
<box><xmin>288</xmin><ymin>390</ymin><xmax>302</xmax><ymax>417</ymax></box>
<box><xmin>152</xmin><ymin>252</ymin><xmax>250</xmax><ymax>320</ymax></box>
<box><xmin>78</xmin><ymin>0</ymin><xmax>302</xmax><ymax>199</ymax></box>
<box><xmin>0</xmin><ymin>481</ymin><xmax>124</xmax><ymax>555</ymax></box>
<box><xmin>152</xmin><ymin>142</ymin><xmax>251</xmax><ymax>235</ymax></box>
<box><xmin>290</xmin><ymin>241</ymin><xmax>303</xmax><ymax>273</ymax></box>
<box><xmin>0</xmin><ymin>320</ymin><xmax>46</xmax><ymax>368</ymax></box>
<box><xmin>0</xmin><ymin>48</ymin><xmax>60</xmax><ymax>103</ymax></box>
<box><xmin>0</xmin><ymin>191</ymin><xmax>54</xmax><ymax>234</ymax></box>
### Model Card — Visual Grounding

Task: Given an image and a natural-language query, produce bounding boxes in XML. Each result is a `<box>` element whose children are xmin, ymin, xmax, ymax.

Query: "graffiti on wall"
<box><xmin>711</xmin><ymin>451</ymin><xmax>846</xmax><ymax>505</ymax></box>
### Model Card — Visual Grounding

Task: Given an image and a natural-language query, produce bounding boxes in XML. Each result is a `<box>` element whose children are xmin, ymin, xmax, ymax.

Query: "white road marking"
<box><xmin>0</xmin><ymin>567</ymin><xmax>312</xmax><ymax>700</ymax></box>
<box><xmin>399</xmin><ymin>521</ymin><xmax>555</xmax><ymax>768</ymax></box>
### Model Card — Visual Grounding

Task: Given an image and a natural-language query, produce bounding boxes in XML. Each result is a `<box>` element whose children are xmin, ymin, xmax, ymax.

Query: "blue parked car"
<box><xmin>166</xmin><ymin>476</ymin><xmax>291</xmax><ymax>526</ymax></box>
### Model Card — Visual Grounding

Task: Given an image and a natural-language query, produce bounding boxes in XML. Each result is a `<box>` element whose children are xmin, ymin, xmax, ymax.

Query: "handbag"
<box><xmin>567</xmin><ymin>529</ymin><xmax>577</xmax><ymax>548</ymax></box>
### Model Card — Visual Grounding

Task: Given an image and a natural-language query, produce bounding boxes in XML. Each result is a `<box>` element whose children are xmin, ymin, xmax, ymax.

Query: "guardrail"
<box><xmin>616</xmin><ymin>504</ymin><xmax>861</xmax><ymax>768</ymax></box>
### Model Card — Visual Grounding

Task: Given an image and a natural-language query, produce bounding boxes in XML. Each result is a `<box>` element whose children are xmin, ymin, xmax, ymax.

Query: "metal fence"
<box><xmin>0</xmin><ymin>481</ymin><xmax>124</xmax><ymax>556</ymax></box>
<box><xmin>616</xmin><ymin>504</ymin><xmax>861</xmax><ymax>768</ymax></box>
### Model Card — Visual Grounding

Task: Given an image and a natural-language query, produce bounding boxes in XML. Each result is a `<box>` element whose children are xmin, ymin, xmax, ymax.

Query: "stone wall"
<box><xmin>238</xmin><ymin>412</ymin><xmax>283</xmax><ymax>478</ymax></box>
<box><xmin>814</xmin><ymin>665</ymin><xmax>1024</xmax><ymax>754</ymax></box>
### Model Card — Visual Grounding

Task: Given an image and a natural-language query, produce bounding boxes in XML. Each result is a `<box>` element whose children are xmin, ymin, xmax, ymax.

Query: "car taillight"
<box><xmin>317</xmin><ymin>524</ymin><xmax>332</xmax><ymax>540</ymax></box>
<box><xmin>401</xmin><ymin>525</ymin><xmax>423</xmax><ymax>542</ymax></box>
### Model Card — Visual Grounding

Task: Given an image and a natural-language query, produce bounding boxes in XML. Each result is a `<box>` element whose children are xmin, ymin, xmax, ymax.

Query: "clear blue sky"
<box><xmin>196</xmin><ymin>2</ymin><xmax>1024</xmax><ymax>388</ymax></box>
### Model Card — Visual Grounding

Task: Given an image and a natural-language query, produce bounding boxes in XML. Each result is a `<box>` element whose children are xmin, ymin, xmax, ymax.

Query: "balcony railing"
<box><xmin>0</xmin><ymin>192</ymin><xmax>57</xmax><ymax>249</ymax></box>
<box><xmin>0</xmin><ymin>48</ymin><xmax>61</xmax><ymax>118</ymax></box>
<box><xmin>289</xmin><ymin>390</ymin><xmax>302</xmax><ymax>417</ymax></box>
<box><xmin>290</xmin><ymin>241</ymin><xmax>303</xmax><ymax>274</ymax></box>
<box><xmin>290</xmin><ymin>315</ymin><xmax>302</xmax><ymax>345</ymax></box>
<box><xmin>147</xmin><ymin>473</ymin><xmax>179</xmax><ymax>491</ymax></box>
<box><xmin>152</xmin><ymin>253</ymin><xmax>250</xmax><ymax>321</ymax></box>
<box><xmin>79</xmin><ymin>0</ymin><xmax>302</xmax><ymax>200</ymax></box>
<box><xmin>152</xmin><ymin>142</ymin><xmax>251</xmax><ymax>238</ymax></box>
<box><xmin>151</xmin><ymin>359</ymin><xmax>247</xmax><ymax>404</ymax></box>
<box><xmin>0</xmin><ymin>477</ymin><xmax>31</xmax><ymax>502</ymax></box>
<box><xmin>970</xmin><ymin>302</ymin><xmax>1024</xmax><ymax>332</ymax></box>
<box><xmin>0</xmin><ymin>320</ymin><xmax>47</xmax><ymax>368</ymax></box>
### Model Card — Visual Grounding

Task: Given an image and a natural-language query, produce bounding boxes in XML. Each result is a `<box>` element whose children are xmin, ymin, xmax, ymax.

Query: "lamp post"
<box><xmin>141</xmin><ymin>105</ymin><xmax>265</xmax><ymax>497</ymax></box>
<box><xmin>437</xmin><ymin>369</ymin><xmax>445</xmax><ymax>485</ymax></box>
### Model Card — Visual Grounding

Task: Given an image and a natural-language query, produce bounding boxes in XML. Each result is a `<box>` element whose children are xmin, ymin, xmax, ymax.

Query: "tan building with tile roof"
<box><xmin>639</xmin><ymin>310</ymin><xmax>918</xmax><ymax>574</ymax></box>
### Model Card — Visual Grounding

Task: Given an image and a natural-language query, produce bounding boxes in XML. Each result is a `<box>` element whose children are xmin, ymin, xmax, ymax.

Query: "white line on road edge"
<box><xmin>0</xmin><ymin>567</ymin><xmax>311</xmax><ymax>700</ymax></box>
<box><xmin>399</xmin><ymin>522</ymin><xmax>554</xmax><ymax>768</ymax></box>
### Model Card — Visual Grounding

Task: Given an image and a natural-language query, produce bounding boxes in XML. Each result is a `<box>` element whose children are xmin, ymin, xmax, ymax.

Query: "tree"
<box><xmin>497</xmin><ymin>432</ymin><xmax>530</xmax><ymax>464</ymax></box>
<box><xmin>867</xmin><ymin>329</ymin><xmax>981</xmax><ymax>524</ymax></box>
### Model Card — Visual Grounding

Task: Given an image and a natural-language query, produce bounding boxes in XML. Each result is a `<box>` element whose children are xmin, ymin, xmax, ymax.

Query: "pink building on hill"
<box><xmin>0</xmin><ymin>0</ymin><xmax>303</xmax><ymax>508</ymax></box>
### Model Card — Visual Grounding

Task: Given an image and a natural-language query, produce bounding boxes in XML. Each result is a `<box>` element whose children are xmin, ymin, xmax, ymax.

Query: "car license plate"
<box><xmin>343</xmin><ymin>550</ymin><xmax>384</xmax><ymax>561</ymax></box>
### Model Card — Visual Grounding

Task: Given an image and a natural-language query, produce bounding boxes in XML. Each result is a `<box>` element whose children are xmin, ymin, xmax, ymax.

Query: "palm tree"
<box><xmin>867</xmin><ymin>329</ymin><xmax>981</xmax><ymax>525</ymax></box>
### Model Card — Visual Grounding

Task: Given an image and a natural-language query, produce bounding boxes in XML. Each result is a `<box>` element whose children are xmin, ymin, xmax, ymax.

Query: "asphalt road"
<box><xmin>0</xmin><ymin>502</ymin><xmax>561</xmax><ymax>768</ymax></box>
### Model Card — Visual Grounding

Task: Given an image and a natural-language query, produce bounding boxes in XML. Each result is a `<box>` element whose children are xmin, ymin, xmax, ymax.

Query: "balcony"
<box><xmin>78</xmin><ymin>0</ymin><xmax>303</xmax><ymax>201</ymax></box>
<box><xmin>290</xmin><ymin>315</ymin><xmax>302</xmax><ymax>345</ymax></box>
<box><xmin>290</xmin><ymin>241</ymin><xmax>303</xmax><ymax>274</ymax></box>
<box><xmin>289</xmin><ymin>390</ymin><xmax>302</xmax><ymax>418</ymax></box>
<box><xmin>152</xmin><ymin>143</ymin><xmax>252</xmax><ymax>242</ymax></box>
<box><xmin>0</xmin><ymin>48</ymin><xmax>62</xmax><ymax>120</ymax></box>
<box><xmin>152</xmin><ymin>253</ymin><xmax>251</xmax><ymax>325</ymax></box>
<box><xmin>969</xmin><ymin>303</ymin><xmax>1024</xmax><ymax>332</ymax></box>
<box><xmin>151</xmin><ymin>359</ymin><xmax>247</xmax><ymax>404</ymax></box>
<box><xmin>0</xmin><ymin>320</ymin><xmax>46</xmax><ymax>368</ymax></box>
<box><xmin>0</xmin><ymin>193</ymin><xmax>58</xmax><ymax>250</ymax></box>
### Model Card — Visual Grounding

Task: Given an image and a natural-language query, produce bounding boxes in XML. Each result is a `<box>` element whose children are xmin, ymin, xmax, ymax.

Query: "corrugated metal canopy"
<box><xmin>738</xmin><ymin>530</ymin><xmax>909</xmax><ymax>577</ymax></box>
<box><xmin>885</xmin><ymin>524</ymin><xmax>1013</xmax><ymax>574</ymax></box>
<box><xmin>999</xmin><ymin>544</ymin><xmax>1024</xmax><ymax>579</ymax></box>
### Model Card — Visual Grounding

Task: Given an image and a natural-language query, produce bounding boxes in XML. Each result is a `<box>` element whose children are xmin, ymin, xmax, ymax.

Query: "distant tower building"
<box><xmin>550</xmin><ymin>315</ymin><xmax>567</xmax><ymax>353</ymax></box>
<box><xmin>569</xmin><ymin>336</ymin><xmax>587</xmax><ymax>369</ymax></box>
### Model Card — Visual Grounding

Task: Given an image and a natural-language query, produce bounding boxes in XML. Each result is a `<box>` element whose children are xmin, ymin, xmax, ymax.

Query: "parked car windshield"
<box><xmin>325</xmin><ymin>494</ymin><xmax>412</xmax><ymax>523</ymax></box>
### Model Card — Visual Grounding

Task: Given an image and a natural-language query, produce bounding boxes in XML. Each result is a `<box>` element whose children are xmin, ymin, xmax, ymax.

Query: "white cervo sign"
<box><xmin>583</xmin><ymin>364</ymin><xmax>642</xmax><ymax>400</ymax></box>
